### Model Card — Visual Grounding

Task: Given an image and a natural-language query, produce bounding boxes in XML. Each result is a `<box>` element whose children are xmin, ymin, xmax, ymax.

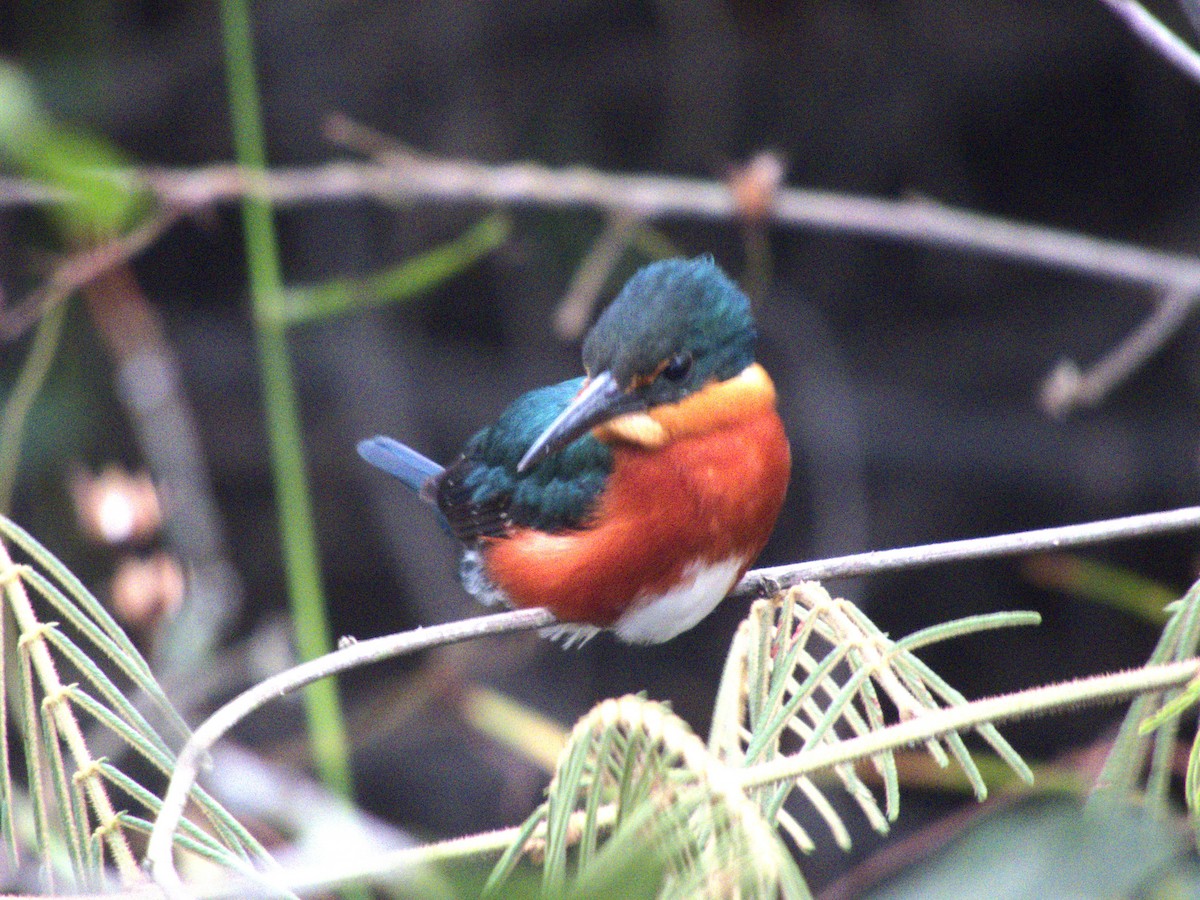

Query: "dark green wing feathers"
<box><xmin>433</xmin><ymin>377</ymin><xmax>613</xmax><ymax>542</ymax></box>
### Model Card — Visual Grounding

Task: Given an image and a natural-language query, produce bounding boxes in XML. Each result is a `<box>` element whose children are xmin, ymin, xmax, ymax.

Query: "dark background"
<box><xmin>4</xmin><ymin>0</ymin><xmax>1200</xmax><ymax>893</ymax></box>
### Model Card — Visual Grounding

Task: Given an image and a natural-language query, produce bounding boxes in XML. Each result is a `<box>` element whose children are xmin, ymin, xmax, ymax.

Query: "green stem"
<box><xmin>737</xmin><ymin>659</ymin><xmax>1200</xmax><ymax>791</ymax></box>
<box><xmin>218</xmin><ymin>0</ymin><xmax>352</xmax><ymax>798</ymax></box>
<box><xmin>0</xmin><ymin>300</ymin><xmax>68</xmax><ymax>515</ymax></box>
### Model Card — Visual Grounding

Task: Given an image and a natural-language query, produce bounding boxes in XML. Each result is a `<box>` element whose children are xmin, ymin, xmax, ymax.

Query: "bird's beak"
<box><xmin>517</xmin><ymin>371</ymin><xmax>643</xmax><ymax>473</ymax></box>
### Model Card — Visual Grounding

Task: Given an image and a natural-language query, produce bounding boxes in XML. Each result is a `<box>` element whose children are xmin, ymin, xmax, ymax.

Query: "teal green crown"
<box><xmin>583</xmin><ymin>255</ymin><xmax>756</xmax><ymax>405</ymax></box>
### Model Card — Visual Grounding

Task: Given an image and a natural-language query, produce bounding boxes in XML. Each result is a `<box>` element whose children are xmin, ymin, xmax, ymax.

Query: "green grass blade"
<box><xmin>745</xmin><ymin>643</ymin><xmax>846</xmax><ymax>763</ymax></box>
<box><xmin>219</xmin><ymin>0</ymin><xmax>354</xmax><ymax>803</ymax></box>
<box><xmin>67</xmin><ymin>689</ymin><xmax>261</xmax><ymax>862</ymax></box>
<box><xmin>41</xmin><ymin>627</ymin><xmax>173</xmax><ymax>758</ymax></box>
<box><xmin>39</xmin><ymin>712</ymin><xmax>87</xmax><ymax>886</ymax></box>
<box><xmin>896</xmin><ymin>611</ymin><xmax>1041</xmax><ymax>652</ymax></box>
<box><xmin>0</xmin><ymin>299</ymin><xmax>68</xmax><ymax>516</ymax></box>
<box><xmin>906</xmin><ymin>653</ymin><xmax>1034</xmax><ymax>783</ymax></box>
<box><xmin>1140</xmin><ymin>677</ymin><xmax>1200</xmax><ymax>732</ymax></box>
<box><xmin>544</xmin><ymin>737</ymin><xmax>593</xmax><ymax>893</ymax></box>
<box><xmin>14</xmin><ymin>539</ymin><xmax>189</xmax><ymax>741</ymax></box>
<box><xmin>800</xmin><ymin>665</ymin><xmax>873</xmax><ymax>753</ymax></box>
<box><xmin>64</xmin><ymin>687</ymin><xmax>174</xmax><ymax>774</ymax></box>
<box><xmin>579</xmin><ymin>727</ymin><xmax>616</xmax><ymax>870</ymax></box>
<box><xmin>17</xmin><ymin>648</ymin><xmax>56</xmax><ymax>887</ymax></box>
<box><xmin>279</xmin><ymin>214</ymin><xmax>511</xmax><ymax>324</ymax></box>
<box><xmin>69</xmin><ymin>771</ymin><xmax>97</xmax><ymax>877</ymax></box>
<box><xmin>98</xmin><ymin>763</ymin><xmax>244</xmax><ymax>865</ymax></box>
<box><xmin>483</xmin><ymin>805</ymin><xmax>546</xmax><ymax>897</ymax></box>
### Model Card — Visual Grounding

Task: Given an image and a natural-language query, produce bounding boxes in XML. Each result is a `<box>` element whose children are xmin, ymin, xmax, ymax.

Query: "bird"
<box><xmin>358</xmin><ymin>256</ymin><xmax>790</xmax><ymax>645</ymax></box>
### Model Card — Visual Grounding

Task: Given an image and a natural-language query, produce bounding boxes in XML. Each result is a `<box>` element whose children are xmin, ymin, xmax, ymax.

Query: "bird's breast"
<box><xmin>478</xmin><ymin>397</ymin><xmax>790</xmax><ymax>641</ymax></box>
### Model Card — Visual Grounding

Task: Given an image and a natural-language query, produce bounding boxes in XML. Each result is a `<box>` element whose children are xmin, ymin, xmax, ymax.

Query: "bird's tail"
<box><xmin>357</xmin><ymin>435</ymin><xmax>444</xmax><ymax>494</ymax></box>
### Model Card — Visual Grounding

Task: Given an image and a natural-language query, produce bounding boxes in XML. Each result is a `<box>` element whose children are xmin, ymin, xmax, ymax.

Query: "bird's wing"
<box><xmin>432</xmin><ymin>377</ymin><xmax>614</xmax><ymax>543</ymax></box>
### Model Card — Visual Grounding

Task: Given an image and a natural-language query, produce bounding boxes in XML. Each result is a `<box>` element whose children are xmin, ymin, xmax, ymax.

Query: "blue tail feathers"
<box><xmin>357</xmin><ymin>436</ymin><xmax>445</xmax><ymax>494</ymax></box>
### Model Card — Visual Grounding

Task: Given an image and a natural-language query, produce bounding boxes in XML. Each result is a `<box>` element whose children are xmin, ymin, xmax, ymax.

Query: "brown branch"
<box><xmin>131</xmin><ymin>158</ymin><xmax>1200</xmax><ymax>291</ymax></box>
<box><xmin>0</xmin><ymin>152</ymin><xmax>1197</xmax><ymax>298</ymax></box>
<box><xmin>1097</xmin><ymin>0</ymin><xmax>1200</xmax><ymax>85</ymax></box>
<box><xmin>0</xmin><ymin>208</ymin><xmax>181</xmax><ymax>342</ymax></box>
<box><xmin>1040</xmin><ymin>286</ymin><xmax>1199</xmax><ymax>416</ymax></box>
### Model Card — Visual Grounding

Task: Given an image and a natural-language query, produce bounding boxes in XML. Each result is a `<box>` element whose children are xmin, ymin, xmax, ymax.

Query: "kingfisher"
<box><xmin>358</xmin><ymin>256</ymin><xmax>790</xmax><ymax>644</ymax></box>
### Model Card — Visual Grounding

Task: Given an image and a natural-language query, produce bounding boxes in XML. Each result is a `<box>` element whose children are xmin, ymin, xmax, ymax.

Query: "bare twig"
<box><xmin>145</xmin><ymin>606</ymin><xmax>555</xmax><ymax>898</ymax></box>
<box><xmin>0</xmin><ymin>175</ymin><xmax>72</xmax><ymax>206</ymax></box>
<box><xmin>732</xmin><ymin>504</ymin><xmax>1200</xmax><ymax>598</ymax></box>
<box><xmin>728</xmin><ymin>152</ymin><xmax>787</xmax><ymax>303</ymax></box>
<box><xmin>1097</xmin><ymin>0</ymin><xmax>1200</xmax><ymax>85</ymax></box>
<box><xmin>0</xmin><ymin>154</ymin><xmax>1195</xmax><ymax>297</ymax></box>
<box><xmin>0</xmin><ymin>208</ymin><xmax>181</xmax><ymax>342</ymax></box>
<box><xmin>553</xmin><ymin>213</ymin><xmax>640</xmax><ymax>339</ymax></box>
<box><xmin>140</xmin><ymin>159</ymin><xmax>1200</xmax><ymax>290</ymax></box>
<box><xmin>1041</xmin><ymin>286</ymin><xmax>1198</xmax><ymax>415</ymax></box>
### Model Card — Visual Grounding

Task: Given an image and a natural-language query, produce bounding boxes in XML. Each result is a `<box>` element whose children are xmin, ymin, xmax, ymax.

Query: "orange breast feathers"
<box><xmin>481</xmin><ymin>363</ymin><xmax>791</xmax><ymax>626</ymax></box>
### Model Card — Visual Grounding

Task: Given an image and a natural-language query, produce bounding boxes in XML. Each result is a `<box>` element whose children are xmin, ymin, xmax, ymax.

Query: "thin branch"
<box><xmin>1098</xmin><ymin>0</ymin><xmax>1200</xmax><ymax>85</ymax></box>
<box><xmin>553</xmin><ymin>212</ymin><xmax>640</xmax><ymax>340</ymax></box>
<box><xmin>143</xmin><ymin>159</ymin><xmax>1200</xmax><ymax>290</ymax></box>
<box><xmin>144</xmin><ymin>606</ymin><xmax>555</xmax><ymax>898</ymax></box>
<box><xmin>732</xmin><ymin>504</ymin><xmax>1200</xmax><ymax>598</ymax></box>
<box><xmin>737</xmin><ymin>659</ymin><xmax>1200</xmax><ymax>790</ymax></box>
<box><xmin>0</xmin><ymin>153</ymin><xmax>1193</xmax><ymax>297</ymax></box>
<box><xmin>0</xmin><ymin>175</ymin><xmax>72</xmax><ymax>205</ymax></box>
<box><xmin>0</xmin><ymin>208</ymin><xmax>181</xmax><ymax>342</ymax></box>
<box><xmin>1041</xmin><ymin>286</ymin><xmax>1198</xmax><ymax>416</ymax></box>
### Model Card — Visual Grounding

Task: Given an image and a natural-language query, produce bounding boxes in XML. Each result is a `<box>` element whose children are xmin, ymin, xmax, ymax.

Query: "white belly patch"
<box><xmin>613</xmin><ymin>556</ymin><xmax>747</xmax><ymax>645</ymax></box>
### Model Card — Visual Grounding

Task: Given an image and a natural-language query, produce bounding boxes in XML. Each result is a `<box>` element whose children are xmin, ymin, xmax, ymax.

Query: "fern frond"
<box><xmin>0</xmin><ymin>517</ymin><xmax>272</xmax><ymax>888</ymax></box>
<box><xmin>714</xmin><ymin>582</ymin><xmax>1036</xmax><ymax>847</ymax></box>
<box><xmin>486</xmin><ymin>695</ymin><xmax>810</xmax><ymax>900</ymax></box>
<box><xmin>1094</xmin><ymin>575</ymin><xmax>1200</xmax><ymax>825</ymax></box>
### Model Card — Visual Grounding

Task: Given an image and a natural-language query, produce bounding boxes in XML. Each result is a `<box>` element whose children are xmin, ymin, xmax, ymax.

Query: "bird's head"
<box><xmin>518</xmin><ymin>257</ymin><xmax>760</xmax><ymax>472</ymax></box>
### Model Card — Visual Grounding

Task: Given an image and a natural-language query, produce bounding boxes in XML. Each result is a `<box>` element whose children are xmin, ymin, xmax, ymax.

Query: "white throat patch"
<box><xmin>613</xmin><ymin>556</ymin><xmax>746</xmax><ymax>645</ymax></box>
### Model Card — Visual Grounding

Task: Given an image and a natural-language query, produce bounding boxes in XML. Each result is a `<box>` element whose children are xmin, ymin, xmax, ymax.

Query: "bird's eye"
<box><xmin>661</xmin><ymin>352</ymin><xmax>693</xmax><ymax>382</ymax></box>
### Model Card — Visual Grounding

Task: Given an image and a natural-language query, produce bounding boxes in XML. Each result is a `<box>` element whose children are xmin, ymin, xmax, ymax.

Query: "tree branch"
<box><xmin>144</xmin><ymin>503</ymin><xmax>1200</xmax><ymax>894</ymax></box>
<box><xmin>1097</xmin><ymin>0</ymin><xmax>1200</xmax><ymax>85</ymax></box>
<box><xmin>733</xmin><ymin>504</ymin><xmax>1200</xmax><ymax>599</ymax></box>
<box><xmin>3</xmin><ymin>151</ymin><xmax>1200</xmax><ymax>298</ymax></box>
<box><xmin>137</xmin><ymin>158</ymin><xmax>1200</xmax><ymax>290</ymax></box>
<box><xmin>0</xmin><ymin>208</ymin><xmax>180</xmax><ymax>341</ymax></box>
<box><xmin>1041</xmin><ymin>286</ymin><xmax>1198</xmax><ymax>415</ymax></box>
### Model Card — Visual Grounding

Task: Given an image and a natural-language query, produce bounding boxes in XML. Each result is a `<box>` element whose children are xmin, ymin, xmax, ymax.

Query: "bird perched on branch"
<box><xmin>359</xmin><ymin>256</ymin><xmax>790</xmax><ymax>644</ymax></box>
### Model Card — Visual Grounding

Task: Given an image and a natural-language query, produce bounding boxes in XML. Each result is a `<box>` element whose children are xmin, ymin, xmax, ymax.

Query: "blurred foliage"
<box><xmin>861</xmin><ymin>796</ymin><xmax>1200</xmax><ymax>899</ymax></box>
<box><xmin>0</xmin><ymin>60</ymin><xmax>144</xmax><ymax>239</ymax></box>
<box><xmin>281</xmin><ymin>214</ymin><xmax>512</xmax><ymax>324</ymax></box>
<box><xmin>1024</xmin><ymin>553</ymin><xmax>1176</xmax><ymax>625</ymax></box>
<box><xmin>0</xmin><ymin>301</ymin><xmax>67</xmax><ymax>515</ymax></box>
